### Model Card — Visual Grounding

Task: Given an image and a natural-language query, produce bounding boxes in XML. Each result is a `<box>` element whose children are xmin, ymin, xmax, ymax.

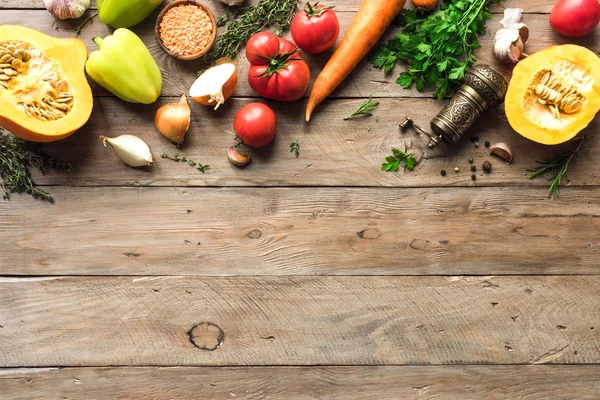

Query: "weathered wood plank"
<box><xmin>0</xmin><ymin>10</ymin><xmax>596</xmax><ymax>99</ymax></box>
<box><xmin>29</xmin><ymin>97</ymin><xmax>600</xmax><ymax>187</ymax></box>
<box><xmin>1</xmin><ymin>186</ymin><xmax>599</xmax><ymax>276</ymax></box>
<box><xmin>0</xmin><ymin>0</ymin><xmax>559</xmax><ymax>13</ymax></box>
<box><xmin>2</xmin><ymin>366</ymin><xmax>599</xmax><ymax>400</ymax></box>
<box><xmin>0</xmin><ymin>276</ymin><xmax>598</xmax><ymax>366</ymax></box>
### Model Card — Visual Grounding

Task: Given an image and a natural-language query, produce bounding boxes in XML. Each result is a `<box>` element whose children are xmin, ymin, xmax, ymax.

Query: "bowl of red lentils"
<box><xmin>155</xmin><ymin>0</ymin><xmax>217</xmax><ymax>60</ymax></box>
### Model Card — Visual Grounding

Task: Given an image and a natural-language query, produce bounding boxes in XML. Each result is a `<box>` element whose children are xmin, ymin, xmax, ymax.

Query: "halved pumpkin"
<box><xmin>505</xmin><ymin>44</ymin><xmax>600</xmax><ymax>145</ymax></box>
<box><xmin>0</xmin><ymin>25</ymin><xmax>93</xmax><ymax>142</ymax></box>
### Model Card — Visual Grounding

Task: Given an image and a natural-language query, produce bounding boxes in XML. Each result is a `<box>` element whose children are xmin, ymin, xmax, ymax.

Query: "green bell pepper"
<box><xmin>86</xmin><ymin>29</ymin><xmax>162</xmax><ymax>104</ymax></box>
<box><xmin>98</xmin><ymin>0</ymin><xmax>163</xmax><ymax>29</ymax></box>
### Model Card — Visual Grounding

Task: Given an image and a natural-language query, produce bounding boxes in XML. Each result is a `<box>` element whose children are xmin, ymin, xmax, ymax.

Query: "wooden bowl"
<box><xmin>155</xmin><ymin>0</ymin><xmax>217</xmax><ymax>61</ymax></box>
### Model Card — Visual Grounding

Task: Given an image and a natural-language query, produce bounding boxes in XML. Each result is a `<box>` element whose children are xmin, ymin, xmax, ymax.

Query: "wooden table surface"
<box><xmin>1</xmin><ymin>1</ymin><xmax>599</xmax><ymax>399</ymax></box>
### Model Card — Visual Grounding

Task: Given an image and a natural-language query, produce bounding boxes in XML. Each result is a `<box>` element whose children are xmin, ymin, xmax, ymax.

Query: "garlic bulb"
<box><xmin>44</xmin><ymin>0</ymin><xmax>90</xmax><ymax>20</ymax></box>
<box><xmin>494</xmin><ymin>8</ymin><xmax>529</xmax><ymax>64</ymax></box>
<box><xmin>100</xmin><ymin>135</ymin><xmax>153</xmax><ymax>167</ymax></box>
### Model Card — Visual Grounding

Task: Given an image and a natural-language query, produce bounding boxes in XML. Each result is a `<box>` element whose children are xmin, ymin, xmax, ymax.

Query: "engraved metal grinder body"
<box><xmin>411</xmin><ymin>64</ymin><xmax>508</xmax><ymax>149</ymax></box>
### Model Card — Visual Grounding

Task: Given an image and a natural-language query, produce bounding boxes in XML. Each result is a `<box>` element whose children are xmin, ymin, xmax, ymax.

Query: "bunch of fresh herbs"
<box><xmin>208</xmin><ymin>0</ymin><xmax>298</xmax><ymax>60</ymax></box>
<box><xmin>0</xmin><ymin>130</ymin><xmax>72</xmax><ymax>203</ymax></box>
<box><xmin>369</xmin><ymin>0</ymin><xmax>500</xmax><ymax>99</ymax></box>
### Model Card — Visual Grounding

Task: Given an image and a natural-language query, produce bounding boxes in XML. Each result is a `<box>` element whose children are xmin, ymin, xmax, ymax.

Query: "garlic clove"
<box><xmin>44</xmin><ymin>0</ymin><xmax>90</xmax><ymax>20</ymax></box>
<box><xmin>489</xmin><ymin>143</ymin><xmax>513</xmax><ymax>164</ymax></box>
<box><xmin>155</xmin><ymin>94</ymin><xmax>191</xmax><ymax>145</ymax></box>
<box><xmin>100</xmin><ymin>135</ymin><xmax>153</xmax><ymax>167</ymax></box>
<box><xmin>227</xmin><ymin>147</ymin><xmax>251</xmax><ymax>167</ymax></box>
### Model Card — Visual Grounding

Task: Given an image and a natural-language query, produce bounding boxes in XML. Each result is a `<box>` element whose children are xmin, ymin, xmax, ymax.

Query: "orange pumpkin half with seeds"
<box><xmin>505</xmin><ymin>45</ymin><xmax>600</xmax><ymax>145</ymax></box>
<box><xmin>0</xmin><ymin>25</ymin><xmax>93</xmax><ymax>142</ymax></box>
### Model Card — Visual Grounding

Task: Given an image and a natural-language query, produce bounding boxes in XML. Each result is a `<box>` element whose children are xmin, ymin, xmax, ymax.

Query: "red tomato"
<box><xmin>246</xmin><ymin>32</ymin><xmax>311</xmax><ymax>102</ymax></box>
<box><xmin>291</xmin><ymin>2</ymin><xmax>340</xmax><ymax>54</ymax></box>
<box><xmin>550</xmin><ymin>0</ymin><xmax>600</xmax><ymax>37</ymax></box>
<box><xmin>233</xmin><ymin>103</ymin><xmax>277</xmax><ymax>148</ymax></box>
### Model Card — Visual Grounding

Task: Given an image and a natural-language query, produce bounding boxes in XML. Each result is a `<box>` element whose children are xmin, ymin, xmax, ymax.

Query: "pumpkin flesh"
<box><xmin>505</xmin><ymin>45</ymin><xmax>600</xmax><ymax>145</ymax></box>
<box><xmin>0</xmin><ymin>25</ymin><xmax>93</xmax><ymax>142</ymax></box>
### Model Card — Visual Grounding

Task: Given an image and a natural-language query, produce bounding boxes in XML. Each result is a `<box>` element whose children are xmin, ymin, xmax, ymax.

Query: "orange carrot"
<box><xmin>412</xmin><ymin>0</ymin><xmax>439</xmax><ymax>11</ymax></box>
<box><xmin>305</xmin><ymin>0</ymin><xmax>406</xmax><ymax>121</ymax></box>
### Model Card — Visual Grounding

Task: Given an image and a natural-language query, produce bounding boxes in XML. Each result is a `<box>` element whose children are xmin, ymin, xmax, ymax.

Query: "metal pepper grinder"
<box><xmin>402</xmin><ymin>64</ymin><xmax>508</xmax><ymax>149</ymax></box>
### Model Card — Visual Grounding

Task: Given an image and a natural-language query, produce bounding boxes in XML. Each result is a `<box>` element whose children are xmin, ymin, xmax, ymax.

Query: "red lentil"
<box><xmin>160</xmin><ymin>4</ymin><xmax>214</xmax><ymax>56</ymax></box>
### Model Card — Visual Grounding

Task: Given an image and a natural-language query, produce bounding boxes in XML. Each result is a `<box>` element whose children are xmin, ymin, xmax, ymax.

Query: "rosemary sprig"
<box><xmin>528</xmin><ymin>133</ymin><xmax>590</xmax><ymax>198</ymax></box>
<box><xmin>160</xmin><ymin>153</ymin><xmax>210</xmax><ymax>174</ymax></box>
<box><xmin>344</xmin><ymin>96</ymin><xmax>380</xmax><ymax>120</ymax></box>
<box><xmin>290</xmin><ymin>140</ymin><xmax>300</xmax><ymax>158</ymax></box>
<box><xmin>0</xmin><ymin>130</ymin><xmax>73</xmax><ymax>203</ymax></box>
<box><xmin>207</xmin><ymin>0</ymin><xmax>299</xmax><ymax>61</ymax></box>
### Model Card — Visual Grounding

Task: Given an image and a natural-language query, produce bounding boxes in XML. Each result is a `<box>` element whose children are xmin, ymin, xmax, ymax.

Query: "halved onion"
<box><xmin>190</xmin><ymin>58</ymin><xmax>238</xmax><ymax>110</ymax></box>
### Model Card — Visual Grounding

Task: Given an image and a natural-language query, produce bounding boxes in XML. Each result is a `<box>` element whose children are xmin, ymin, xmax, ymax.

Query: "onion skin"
<box><xmin>155</xmin><ymin>94</ymin><xmax>191</xmax><ymax>145</ymax></box>
<box><xmin>192</xmin><ymin>71</ymin><xmax>238</xmax><ymax>108</ymax></box>
<box><xmin>191</xmin><ymin>59</ymin><xmax>238</xmax><ymax>110</ymax></box>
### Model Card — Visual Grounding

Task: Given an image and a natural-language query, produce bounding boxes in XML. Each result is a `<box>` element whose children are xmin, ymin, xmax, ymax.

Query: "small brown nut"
<box><xmin>489</xmin><ymin>142</ymin><xmax>513</xmax><ymax>164</ymax></box>
<box><xmin>228</xmin><ymin>147</ymin><xmax>251</xmax><ymax>167</ymax></box>
<box><xmin>482</xmin><ymin>160</ymin><xmax>492</xmax><ymax>173</ymax></box>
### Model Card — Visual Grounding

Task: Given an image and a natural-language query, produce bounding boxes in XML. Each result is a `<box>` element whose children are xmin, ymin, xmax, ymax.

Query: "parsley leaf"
<box><xmin>369</xmin><ymin>0</ymin><xmax>499</xmax><ymax>99</ymax></box>
<box><xmin>381</xmin><ymin>148</ymin><xmax>418</xmax><ymax>172</ymax></box>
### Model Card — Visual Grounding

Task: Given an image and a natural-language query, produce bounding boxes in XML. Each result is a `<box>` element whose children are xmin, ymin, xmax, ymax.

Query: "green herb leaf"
<box><xmin>381</xmin><ymin>148</ymin><xmax>418</xmax><ymax>172</ymax></box>
<box><xmin>0</xmin><ymin>129</ymin><xmax>73</xmax><ymax>203</ymax></box>
<box><xmin>290</xmin><ymin>140</ymin><xmax>300</xmax><ymax>158</ymax></box>
<box><xmin>207</xmin><ymin>0</ymin><xmax>299</xmax><ymax>61</ymax></box>
<box><xmin>528</xmin><ymin>134</ymin><xmax>589</xmax><ymax>198</ymax></box>
<box><xmin>369</xmin><ymin>0</ymin><xmax>498</xmax><ymax>99</ymax></box>
<box><xmin>344</xmin><ymin>96</ymin><xmax>380</xmax><ymax>120</ymax></box>
<box><xmin>162</xmin><ymin>152</ymin><xmax>210</xmax><ymax>174</ymax></box>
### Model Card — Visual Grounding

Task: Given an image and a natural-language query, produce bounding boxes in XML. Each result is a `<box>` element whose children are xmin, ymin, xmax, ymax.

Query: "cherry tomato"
<box><xmin>291</xmin><ymin>2</ymin><xmax>340</xmax><ymax>54</ymax></box>
<box><xmin>550</xmin><ymin>0</ymin><xmax>600</xmax><ymax>37</ymax></box>
<box><xmin>246</xmin><ymin>32</ymin><xmax>311</xmax><ymax>102</ymax></box>
<box><xmin>233</xmin><ymin>103</ymin><xmax>277</xmax><ymax>148</ymax></box>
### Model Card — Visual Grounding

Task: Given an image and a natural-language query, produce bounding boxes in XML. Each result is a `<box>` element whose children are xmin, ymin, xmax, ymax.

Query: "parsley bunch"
<box><xmin>370</xmin><ymin>0</ymin><xmax>499</xmax><ymax>99</ymax></box>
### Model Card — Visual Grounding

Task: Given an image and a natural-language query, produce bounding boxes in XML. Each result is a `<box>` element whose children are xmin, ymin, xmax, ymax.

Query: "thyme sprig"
<box><xmin>528</xmin><ymin>133</ymin><xmax>590</xmax><ymax>198</ymax></box>
<box><xmin>208</xmin><ymin>0</ymin><xmax>299</xmax><ymax>61</ymax></box>
<box><xmin>344</xmin><ymin>96</ymin><xmax>380</xmax><ymax>120</ymax></box>
<box><xmin>160</xmin><ymin>153</ymin><xmax>210</xmax><ymax>173</ymax></box>
<box><xmin>0</xmin><ymin>130</ymin><xmax>73</xmax><ymax>203</ymax></box>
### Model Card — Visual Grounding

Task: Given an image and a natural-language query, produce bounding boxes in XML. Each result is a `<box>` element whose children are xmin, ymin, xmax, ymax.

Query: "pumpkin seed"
<box><xmin>0</xmin><ymin>54</ymin><xmax>10</xmax><ymax>63</ymax></box>
<box><xmin>3</xmin><ymin>68</ymin><xmax>16</xmax><ymax>76</ymax></box>
<box><xmin>0</xmin><ymin>74</ymin><xmax>10</xmax><ymax>81</ymax></box>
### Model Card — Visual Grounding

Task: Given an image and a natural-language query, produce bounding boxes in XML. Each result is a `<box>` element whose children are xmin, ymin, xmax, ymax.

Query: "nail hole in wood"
<box><xmin>188</xmin><ymin>322</ymin><xmax>224</xmax><ymax>351</ymax></box>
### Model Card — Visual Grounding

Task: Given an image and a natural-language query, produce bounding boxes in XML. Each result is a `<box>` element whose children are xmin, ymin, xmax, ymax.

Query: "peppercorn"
<box><xmin>468</xmin><ymin>157</ymin><xmax>474</xmax><ymax>164</ymax></box>
<box><xmin>474</xmin><ymin>142</ymin><xmax>480</xmax><ymax>148</ymax></box>
<box><xmin>471</xmin><ymin>165</ymin><xmax>476</xmax><ymax>172</ymax></box>
<box><xmin>454</xmin><ymin>167</ymin><xmax>460</xmax><ymax>173</ymax></box>
<box><xmin>471</xmin><ymin>174</ymin><xmax>477</xmax><ymax>181</ymax></box>
<box><xmin>485</xmin><ymin>141</ymin><xmax>490</xmax><ymax>148</ymax></box>
<box><xmin>482</xmin><ymin>160</ymin><xmax>492</xmax><ymax>172</ymax></box>
<box><xmin>441</xmin><ymin>170</ymin><xmax>446</xmax><ymax>176</ymax></box>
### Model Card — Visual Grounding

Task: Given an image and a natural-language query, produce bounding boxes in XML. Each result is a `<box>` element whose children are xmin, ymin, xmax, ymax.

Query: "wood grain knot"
<box><xmin>246</xmin><ymin>229</ymin><xmax>263</xmax><ymax>239</ymax></box>
<box><xmin>188</xmin><ymin>322</ymin><xmax>224</xmax><ymax>351</ymax></box>
<box><xmin>356</xmin><ymin>228</ymin><xmax>381</xmax><ymax>240</ymax></box>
